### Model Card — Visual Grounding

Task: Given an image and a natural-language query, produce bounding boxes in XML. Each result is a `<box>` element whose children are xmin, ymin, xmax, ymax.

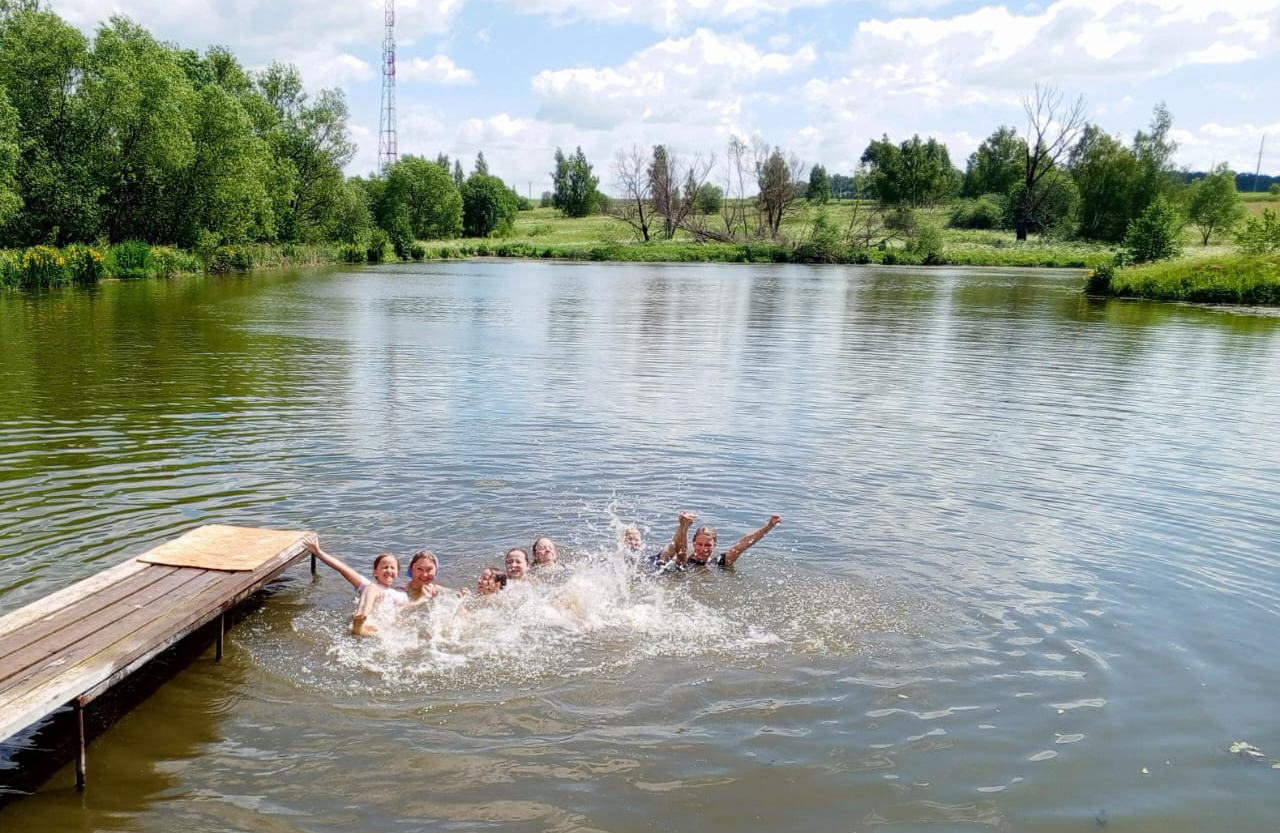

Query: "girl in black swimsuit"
<box><xmin>653</xmin><ymin>511</ymin><xmax>783</xmax><ymax>570</ymax></box>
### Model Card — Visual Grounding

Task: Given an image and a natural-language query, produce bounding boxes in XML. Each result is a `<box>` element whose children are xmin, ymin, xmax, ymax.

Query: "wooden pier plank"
<box><xmin>0</xmin><ymin>558</ymin><xmax>153</xmax><ymax>642</ymax></box>
<box><xmin>0</xmin><ymin>566</ymin><xmax>183</xmax><ymax>666</ymax></box>
<box><xmin>0</xmin><ymin>526</ymin><xmax>312</xmax><ymax>746</ymax></box>
<box><xmin>0</xmin><ymin>567</ymin><xmax>221</xmax><ymax>697</ymax></box>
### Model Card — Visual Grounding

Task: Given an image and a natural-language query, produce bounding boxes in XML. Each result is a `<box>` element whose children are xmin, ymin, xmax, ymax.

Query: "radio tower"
<box><xmin>378</xmin><ymin>0</ymin><xmax>398</xmax><ymax>173</ymax></box>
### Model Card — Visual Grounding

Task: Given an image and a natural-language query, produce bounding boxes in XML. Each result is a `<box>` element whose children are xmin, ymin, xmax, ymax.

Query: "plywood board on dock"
<box><xmin>0</xmin><ymin>525</ymin><xmax>313</xmax><ymax>745</ymax></box>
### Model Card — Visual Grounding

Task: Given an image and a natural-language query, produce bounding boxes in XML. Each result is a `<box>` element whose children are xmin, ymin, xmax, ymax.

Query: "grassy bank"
<box><xmin>410</xmin><ymin>206</ymin><xmax>1116</xmax><ymax>269</ymax></box>
<box><xmin>1088</xmin><ymin>255</ymin><xmax>1280</xmax><ymax>305</ymax></box>
<box><xmin>0</xmin><ymin>241</ymin><xmax>346</xmax><ymax>289</ymax></box>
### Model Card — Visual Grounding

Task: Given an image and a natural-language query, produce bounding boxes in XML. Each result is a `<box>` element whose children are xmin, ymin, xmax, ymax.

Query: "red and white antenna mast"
<box><xmin>378</xmin><ymin>0</ymin><xmax>398</xmax><ymax>173</ymax></box>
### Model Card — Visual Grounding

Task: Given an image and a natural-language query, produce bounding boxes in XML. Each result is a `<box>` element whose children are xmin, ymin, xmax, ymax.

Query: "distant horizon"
<box><xmin>46</xmin><ymin>0</ymin><xmax>1280</xmax><ymax>192</ymax></box>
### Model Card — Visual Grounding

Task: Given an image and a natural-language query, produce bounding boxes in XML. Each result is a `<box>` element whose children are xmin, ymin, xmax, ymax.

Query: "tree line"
<box><xmin>594</xmin><ymin>85</ymin><xmax>1276</xmax><ymax>264</ymax></box>
<box><xmin>0</xmin><ymin>3</ymin><xmax>528</xmax><ymax>263</ymax></box>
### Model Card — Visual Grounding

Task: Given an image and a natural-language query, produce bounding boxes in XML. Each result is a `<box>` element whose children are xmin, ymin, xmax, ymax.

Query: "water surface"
<box><xmin>1</xmin><ymin>261</ymin><xmax>1278</xmax><ymax>831</ymax></box>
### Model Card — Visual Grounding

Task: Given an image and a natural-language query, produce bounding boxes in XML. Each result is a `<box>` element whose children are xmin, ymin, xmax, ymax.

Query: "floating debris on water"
<box><xmin>1228</xmin><ymin>741</ymin><xmax>1266</xmax><ymax>761</ymax></box>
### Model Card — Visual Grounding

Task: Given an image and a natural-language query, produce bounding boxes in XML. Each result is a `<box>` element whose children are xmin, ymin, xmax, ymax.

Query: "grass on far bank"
<box><xmin>1093</xmin><ymin>254</ymin><xmax>1280</xmax><ymax>305</ymax></box>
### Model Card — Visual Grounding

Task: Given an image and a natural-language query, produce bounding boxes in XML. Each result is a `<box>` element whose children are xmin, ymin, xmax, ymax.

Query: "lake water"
<box><xmin>1</xmin><ymin>261</ymin><xmax>1278</xmax><ymax>831</ymax></box>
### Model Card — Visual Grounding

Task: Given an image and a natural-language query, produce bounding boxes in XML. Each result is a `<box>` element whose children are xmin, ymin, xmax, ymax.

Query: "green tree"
<box><xmin>0</xmin><ymin>90</ymin><xmax>21</xmax><ymax>228</ymax></box>
<box><xmin>83</xmin><ymin>17</ymin><xmax>198</xmax><ymax>242</ymax></box>
<box><xmin>452</xmin><ymin>159</ymin><xmax>464</xmax><ymax>190</ymax></box>
<box><xmin>1071</xmin><ymin>125</ymin><xmax>1142</xmax><ymax>242</ymax></box>
<box><xmin>461</xmin><ymin>172</ymin><xmax>517</xmax><ymax>237</ymax></box>
<box><xmin>253</xmin><ymin>62</ymin><xmax>355</xmax><ymax>242</ymax></box>
<box><xmin>473</xmin><ymin>150</ymin><xmax>489</xmax><ymax>176</ymax></box>
<box><xmin>807</xmin><ymin>163</ymin><xmax>831</xmax><ymax>204</ymax></box>
<box><xmin>1124</xmin><ymin>194</ymin><xmax>1182</xmax><ymax>263</ymax></box>
<box><xmin>551</xmin><ymin>146</ymin><xmax>597</xmax><ymax>218</ymax></box>
<box><xmin>0</xmin><ymin>7</ymin><xmax>99</xmax><ymax>245</ymax></box>
<box><xmin>962</xmin><ymin>126</ymin><xmax>1026</xmax><ymax>198</ymax></box>
<box><xmin>159</xmin><ymin>83</ymin><xmax>274</xmax><ymax>245</ymax></box>
<box><xmin>377</xmin><ymin>155</ymin><xmax>462</xmax><ymax>240</ymax></box>
<box><xmin>1131</xmin><ymin>102</ymin><xmax>1180</xmax><ymax>212</ymax></box>
<box><xmin>1187</xmin><ymin>163</ymin><xmax>1244</xmax><ymax>245</ymax></box>
<box><xmin>860</xmin><ymin>134</ymin><xmax>958</xmax><ymax>207</ymax></box>
<box><xmin>328</xmin><ymin>177</ymin><xmax>373</xmax><ymax>244</ymax></box>
<box><xmin>695</xmin><ymin>182</ymin><xmax>722</xmax><ymax>214</ymax></box>
<box><xmin>1235</xmin><ymin>208</ymin><xmax>1280</xmax><ymax>255</ymax></box>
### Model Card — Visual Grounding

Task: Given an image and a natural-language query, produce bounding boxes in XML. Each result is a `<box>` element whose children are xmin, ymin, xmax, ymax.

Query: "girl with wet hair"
<box><xmin>530</xmin><ymin>536</ymin><xmax>560</xmax><ymax>568</ymax></box>
<box><xmin>405</xmin><ymin>550</ymin><xmax>446</xmax><ymax>601</ymax></box>
<box><xmin>504</xmin><ymin>548</ymin><xmax>530</xmax><ymax>580</ymax></box>
<box><xmin>476</xmin><ymin>566</ymin><xmax>508</xmax><ymax>595</ymax></box>
<box><xmin>308</xmin><ymin>543</ymin><xmax>409</xmax><ymax>635</ymax></box>
<box><xmin>657</xmin><ymin>512</ymin><xmax>783</xmax><ymax>569</ymax></box>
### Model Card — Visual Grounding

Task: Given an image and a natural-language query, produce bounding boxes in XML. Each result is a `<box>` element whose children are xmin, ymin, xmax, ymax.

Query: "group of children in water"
<box><xmin>309</xmin><ymin>511</ymin><xmax>784</xmax><ymax>635</ymax></box>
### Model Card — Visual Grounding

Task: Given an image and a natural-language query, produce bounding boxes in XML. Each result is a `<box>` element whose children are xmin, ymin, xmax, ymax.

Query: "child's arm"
<box><xmin>309</xmin><ymin>541</ymin><xmax>366</xmax><ymax>590</ymax></box>
<box><xmin>657</xmin><ymin>511</ymin><xmax>696</xmax><ymax>564</ymax></box>
<box><xmin>723</xmin><ymin>514</ymin><xmax>782</xmax><ymax>566</ymax></box>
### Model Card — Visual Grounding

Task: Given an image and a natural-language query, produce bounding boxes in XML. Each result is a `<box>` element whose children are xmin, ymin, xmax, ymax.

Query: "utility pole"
<box><xmin>1252</xmin><ymin>134</ymin><xmax>1266</xmax><ymax>192</ymax></box>
<box><xmin>378</xmin><ymin>0</ymin><xmax>398</xmax><ymax>173</ymax></box>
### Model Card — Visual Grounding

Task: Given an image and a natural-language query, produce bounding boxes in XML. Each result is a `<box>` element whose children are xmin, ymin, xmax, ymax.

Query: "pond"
<box><xmin>1</xmin><ymin>260</ymin><xmax>1278</xmax><ymax>831</ymax></box>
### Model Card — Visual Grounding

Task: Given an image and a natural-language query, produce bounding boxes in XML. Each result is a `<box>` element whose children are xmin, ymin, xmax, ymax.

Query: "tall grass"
<box><xmin>1097</xmin><ymin>254</ymin><xmax>1280</xmax><ymax>305</ymax></box>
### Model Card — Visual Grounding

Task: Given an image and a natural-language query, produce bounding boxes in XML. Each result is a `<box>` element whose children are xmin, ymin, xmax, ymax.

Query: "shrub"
<box><xmin>1124</xmin><ymin>196</ymin><xmax>1182</xmax><ymax>264</ymax></box>
<box><xmin>884</xmin><ymin>206</ymin><xmax>917</xmax><ymax>234</ymax></box>
<box><xmin>110</xmin><ymin>240</ymin><xmax>153</xmax><ymax>279</ymax></box>
<box><xmin>19</xmin><ymin>245</ymin><xmax>67</xmax><ymax>288</ymax></box>
<box><xmin>907</xmin><ymin>223</ymin><xmax>945</xmax><ymax>264</ymax></box>
<box><xmin>0</xmin><ymin>250</ymin><xmax>18</xmax><ymax>287</ymax></box>
<box><xmin>948</xmin><ymin>194</ymin><xmax>1006</xmax><ymax>230</ymax></box>
<box><xmin>1084</xmin><ymin>262</ymin><xmax>1114</xmax><ymax>294</ymax></box>
<box><xmin>793</xmin><ymin>209</ymin><xmax>843</xmax><ymax>263</ymax></box>
<box><xmin>410</xmin><ymin>242</ymin><xmax>426</xmax><ymax>260</ymax></box>
<box><xmin>1236</xmin><ymin>208</ymin><xmax>1280</xmax><ymax>255</ymax></box>
<box><xmin>208</xmin><ymin>245</ymin><xmax>253</xmax><ymax>272</ymax></box>
<box><xmin>367</xmin><ymin>228</ymin><xmax>390</xmax><ymax>263</ymax></box>
<box><xmin>63</xmin><ymin>244</ymin><xmax>105</xmax><ymax>285</ymax></box>
<box><xmin>388</xmin><ymin>223</ymin><xmax>413</xmax><ymax>260</ymax></box>
<box><xmin>149</xmin><ymin>246</ymin><xmax>187</xmax><ymax>276</ymax></box>
<box><xmin>339</xmin><ymin>243</ymin><xmax>366</xmax><ymax>263</ymax></box>
<box><xmin>695</xmin><ymin>183</ymin><xmax>724</xmax><ymax>215</ymax></box>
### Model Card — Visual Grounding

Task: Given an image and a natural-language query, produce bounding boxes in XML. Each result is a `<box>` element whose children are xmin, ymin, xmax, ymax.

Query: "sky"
<box><xmin>49</xmin><ymin>0</ymin><xmax>1280</xmax><ymax>196</ymax></box>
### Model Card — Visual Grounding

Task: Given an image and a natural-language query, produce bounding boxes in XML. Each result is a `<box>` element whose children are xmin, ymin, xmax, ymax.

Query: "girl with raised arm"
<box><xmin>309</xmin><ymin>542</ymin><xmax>408</xmax><ymax>635</ymax></box>
<box><xmin>664</xmin><ymin>512</ymin><xmax>784</xmax><ymax>569</ymax></box>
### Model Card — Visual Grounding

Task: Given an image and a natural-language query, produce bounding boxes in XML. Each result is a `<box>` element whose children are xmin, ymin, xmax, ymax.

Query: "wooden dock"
<box><xmin>0</xmin><ymin>524</ymin><xmax>314</xmax><ymax>788</ymax></box>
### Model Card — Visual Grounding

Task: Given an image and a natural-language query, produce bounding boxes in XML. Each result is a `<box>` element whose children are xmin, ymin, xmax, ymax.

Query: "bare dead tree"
<box><xmin>644</xmin><ymin>146</ymin><xmax>715</xmax><ymax>240</ymax></box>
<box><xmin>844</xmin><ymin>199</ymin><xmax>895</xmax><ymax>249</ymax></box>
<box><xmin>1016</xmin><ymin>84</ymin><xmax>1086</xmax><ymax>241</ymax></box>
<box><xmin>720</xmin><ymin>136</ymin><xmax>752</xmax><ymax>240</ymax></box>
<box><xmin>608</xmin><ymin>145</ymin><xmax>654</xmax><ymax>242</ymax></box>
<box><xmin>753</xmin><ymin>138</ymin><xmax>805</xmax><ymax>239</ymax></box>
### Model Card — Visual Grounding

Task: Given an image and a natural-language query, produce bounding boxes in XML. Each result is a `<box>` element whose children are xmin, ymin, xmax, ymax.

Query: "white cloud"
<box><xmin>1171</xmin><ymin>121</ymin><xmax>1280</xmax><ymax>173</ymax></box>
<box><xmin>492</xmin><ymin>0</ymin><xmax>838</xmax><ymax>31</ymax></box>
<box><xmin>399</xmin><ymin>54</ymin><xmax>475</xmax><ymax>84</ymax></box>
<box><xmin>52</xmin><ymin>0</ymin><xmax>464</xmax><ymax>81</ymax></box>
<box><xmin>810</xmin><ymin>0</ymin><xmax>1280</xmax><ymax>117</ymax></box>
<box><xmin>532</xmin><ymin>28</ymin><xmax>815</xmax><ymax>130</ymax></box>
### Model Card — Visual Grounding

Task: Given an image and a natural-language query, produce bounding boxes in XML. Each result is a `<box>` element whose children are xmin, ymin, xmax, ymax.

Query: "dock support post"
<box><xmin>215</xmin><ymin>613</ymin><xmax>224</xmax><ymax>663</ymax></box>
<box><xmin>75</xmin><ymin>698</ymin><xmax>87</xmax><ymax>790</ymax></box>
<box><xmin>311</xmin><ymin>552</ymin><xmax>317</xmax><ymax>574</ymax></box>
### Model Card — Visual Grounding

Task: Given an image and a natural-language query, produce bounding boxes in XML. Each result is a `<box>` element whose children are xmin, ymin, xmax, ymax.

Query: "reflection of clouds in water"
<box><xmin>283</xmin><ymin>548</ymin><xmax>931</xmax><ymax>697</ymax></box>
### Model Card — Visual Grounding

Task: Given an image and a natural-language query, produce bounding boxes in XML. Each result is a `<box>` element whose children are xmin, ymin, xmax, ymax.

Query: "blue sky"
<box><xmin>51</xmin><ymin>0</ymin><xmax>1280</xmax><ymax>195</ymax></box>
